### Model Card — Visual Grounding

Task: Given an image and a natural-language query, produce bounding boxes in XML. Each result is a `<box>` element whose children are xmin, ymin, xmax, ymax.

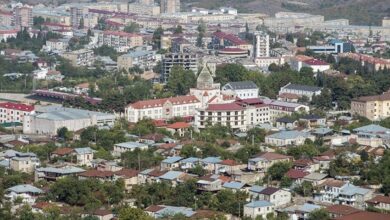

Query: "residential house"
<box><xmin>138</xmin><ymin>168</ymin><xmax>167</xmax><ymax>184</ymax></box>
<box><xmin>352</xmin><ymin>124</ymin><xmax>390</xmax><ymax>148</ymax></box>
<box><xmin>197</xmin><ymin>174</ymin><xmax>228</xmax><ymax>192</ymax></box>
<box><xmin>222</xmin><ymin>81</ymin><xmax>259</xmax><ymax>99</ymax></box>
<box><xmin>278</xmin><ymin>83</ymin><xmax>322</xmax><ymax>101</ymax></box>
<box><xmin>243</xmin><ymin>200</ymin><xmax>275</xmax><ymax>219</ymax></box>
<box><xmin>337</xmin><ymin>183</ymin><xmax>373</xmax><ymax>209</ymax></box>
<box><xmin>161</xmin><ymin>156</ymin><xmax>183</xmax><ymax>170</ymax></box>
<box><xmin>201</xmin><ymin>157</ymin><xmax>222</xmax><ymax>173</ymax></box>
<box><xmin>78</xmin><ymin>170</ymin><xmax>115</xmax><ymax>182</ymax></box>
<box><xmin>255</xmin><ymin>187</ymin><xmax>292</xmax><ymax>207</ymax></box>
<box><xmin>366</xmin><ymin>195</ymin><xmax>390</xmax><ymax>211</ymax></box>
<box><xmin>293</xmin><ymin>159</ymin><xmax>320</xmax><ymax>173</ymax></box>
<box><xmin>9</xmin><ymin>152</ymin><xmax>39</xmax><ymax>173</ymax></box>
<box><xmin>247</xmin><ymin>152</ymin><xmax>292</xmax><ymax>172</ymax></box>
<box><xmin>315</xmin><ymin>179</ymin><xmax>347</xmax><ymax>203</ymax></box>
<box><xmin>179</xmin><ymin>157</ymin><xmax>200</xmax><ymax>171</ymax></box>
<box><xmin>325</xmin><ymin>204</ymin><xmax>360</xmax><ymax>219</ymax></box>
<box><xmin>222</xmin><ymin>181</ymin><xmax>248</xmax><ymax>192</ymax></box>
<box><xmin>50</xmin><ymin>147</ymin><xmax>74</xmax><ymax>160</ymax></box>
<box><xmin>112</xmin><ymin>142</ymin><xmax>148</xmax><ymax>157</ymax></box>
<box><xmin>216</xmin><ymin>159</ymin><xmax>245</xmax><ymax>175</ymax></box>
<box><xmin>5</xmin><ymin>184</ymin><xmax>43</xmax><ymax>204</ymax></box>
<box><xmin>302</xmin><ymin>172</ymin><xmax>327</xmax><ymax>186</ymax></box>
<box><xmin>114</xmin><ymin>169</ymin><xmax>139</xmax><ymax>191</ymax></box>
<box><xmin>299</xmin><ymin>114</ymin><xmax>326</xmax><ymax>128</ymax></box>
<box><xmin>284</xmin><ymin>203</ymin><xmax>322</xmax><ymax>220</ymax></box>
<box><xmin>351</xmin><ymin>90</ymin><xmax>390</xmax><ymax>121</ymax></box>
<box><xmin>74</xmin><ymin>147</ymin><xmax>95</xmax><ymax>166</ymax></box>
<box><xmin>285</xmin><ymin>169</ymin><xmax>309</xmax><ymax>185</ymax></box>
<box><xmin>165</xmin><ymin>122</ymin><xmax>190</xmax><ymax>137</ymax></box>
<box><xmin>145</xmin><ymin>205</ymin><xmax>196</xmax><ymax>219</ymax></box>
<box><xmin>265</xmin><ymin>130</ymin><xmax>315</xmax><ymax>146</ymax></box>
<box><xmin>35</xmin><ymin>166</ymin><xmax>85</xmax><ymax>181</ymax></box>
<box><xmin>89</xmin><ymin>210</ymin><xmax>114</xmax><ymax>220</ymax></box>
<box><xmin>275</xmin><ymin>117</ymin><xmax>297</xmax><ymax>129</ymax></box>
<box><xmin>158</xmin><ymin>170</ymin><xmax>189</xmax><ymax>187</ymax></box>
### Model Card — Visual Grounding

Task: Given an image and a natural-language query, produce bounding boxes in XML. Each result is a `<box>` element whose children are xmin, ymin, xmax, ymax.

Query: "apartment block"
<box><xmin>161</xmin><ymin>53</ymin><xmax>198</xmax><ymax>82</ymax></box>
<box><xmin>61</xmin><ymin>49</ymin><xmax>95</xmax><ymax>66</ymax></box>
<box><xmin>351</xmin><ymin>91</ymin><xmax>390</xmax><ymax>121</ymax></box>
<box><xmin>96</xmin><ymin>31</ymin><xmax>143</xmax><ymax>52</ymax></box>
<box><xmin>160</xmin><ymin>0</ymin><xmax>180</xmax><ymax>14</ymax></box>
<box><xmin>13</xmin><ymin>4</ymin><xmax>33</xmax><ymax>30</ymax></box>
<box><xmin>0</xmin><ymin>102</ymin><xmax>34</xmax><ymax>124</ymax></box>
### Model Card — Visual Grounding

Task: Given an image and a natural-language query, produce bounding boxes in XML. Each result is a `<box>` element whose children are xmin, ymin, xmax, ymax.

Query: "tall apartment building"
<box><xmin>13</xmin><ymin>4</ymin><xmax>33</xmax><ymax>30</ymax></box>
<box><xmin>160</xmin><ymin>0</ymin><xmax>180</xmax><ymax>14</ymax></box>
<box><xmin>0</xmin><ymin>102</ymin><xmax>34</xmax><ymax>124</ymax></box>
<box><xmin>253</xmin><ymin>31</ymin><xmax>270</xmax><ymax>58</ymax></box>
<box><xmin>161</xmin><ymin>53</ymin><xmax>198</xmax><ymax>82</ymax></box>
<box><xmin>117</xmin><ymin>50</ymin><xmax>158</xmax><ymax>72</ymax></box>
<box><xmin>0</xmin><ymin>10</ymin><xmax>13</xmax><ymax>26</ymax></box>
<box><xmin>61</xmin><ymin>49</ymin><xmax>95</xmax><ymax>66</ymax></box>
<box><xmin>96</xmin><ymin>31</ymin><xmax>143</xmax><ymax>52</ymax></box>
<box><xmin>70</xmin><ymin>7</ymin><xmax>86</xmax><ymax>29</ymax></box>
<box><xmin>351</xmin><ymin>91</ymin><xmax>390</xmax><ymax>121</ymax></box>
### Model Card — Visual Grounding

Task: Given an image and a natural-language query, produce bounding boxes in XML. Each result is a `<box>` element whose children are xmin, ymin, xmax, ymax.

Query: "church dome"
<box><xmin>197</xmin><ymin>64</ymin><xmax>214</xmax><ymax>90</ymax></box>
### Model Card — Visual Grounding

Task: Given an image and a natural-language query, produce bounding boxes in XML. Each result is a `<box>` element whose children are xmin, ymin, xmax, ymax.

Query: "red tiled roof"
<box><xmin>158</xmin><ymin>143</ymin><xmax>177</xmax><ymax>149</ymax></box>
<box><xmin>0</xmin><ymin>102</ymin><xmax>34</xmax><ymax>111</ymax></box>
<box><xmin>147</xmin><ymin>169</ymin><xmax>167</xmax><ymax>177</ymax></box>
<box><xmin>320</xmin><ymin>179</ymin><xmax>346</xmax><ymax>188</ymax></box>
<box><xmin>220</xmin><ymin>159</ymin><xmax>240</xmax><ymax>166</ymax></box>
<box><xmin>115</xmin><ymin>169</ymin><xmax>139</xmax><ymax>178</ymax></box>
<box><xmin>286</xmin><ymin>169</ymin><xmax>309</xmax><ymax>179</ymax></box>
<box><xmin>213</xmin><ymin>31</ymin><xmax>248</xmax><ymax>45</ymax></box>
<box><xmin>293</xmin><ymin>159</ymin><xmax>314</xmax><ymax>167</ymax></box>
<box><xmin>145</xmin><ymin>205</ymin><xmax>164</xmax><ymax>212</ymax></box>
<box><xmin>206</xmin><ymin>103</ymin><xmax>243</xmax><ymax>111</ymax></box>
<box><xmin>79</xmin><ymin>170</ymin><xmax>114</xmax><ymax>178</ymax></box>
<box><xmin>278</xmin><ymin>93</ymin><xmax>300</xmax><ymax>99</ymax></box>
<box><xmin>166</xmin><ymin>122</ymin><xmax>190</xmax><ymax>129</ymax></box>
<box><xmin>366</xmin><ymin>195</ymin><xmax>390</xmax><ymax>205</ymax></box>
<box><xmin>129</xmin><ymin>95</ymin><xmax>200</xmax><ymax>109</ymax></box>
<box><xmin>51</xmin><ymin>147</ymin><xmax>74</xmax><ymax>156</ymax></box>
<box><xmin>326</xmin><ymin>204</ymin><xmax>360</xmax><ymax>216</ymax></box>
<box><xmin>303</xmin><ymin>59</ymin><xmax>329</xmax><ymax>66</ymax></box>
<box><xmin>336</xmin><ymin>211</ymin><xmax>390</xmax><ymax>220</ymax></box>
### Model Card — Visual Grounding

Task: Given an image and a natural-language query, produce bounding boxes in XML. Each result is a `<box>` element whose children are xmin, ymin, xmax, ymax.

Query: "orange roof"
<box><xmin>326</xmin><ymin>204</ymin><xmax>360</xmax><ymax>216</ymax></box>
<box><xmin>115</xmin><ymin>169</ymin><xmax>139</xmax><ymax>178</ymax></box>
<box><xmin>294</xmin><ymin>55</ymin><xmax>313</xmax><ymax>62</ymax></box>
<box><xmin>166</xmin><ymin>122</ymin><xmax>190</xmax><ymax>129</ymax></box>
<box><xmin>366</xmin><ymin>195</ymin><xmax>390</xmax><ymax>205</ymax></box>
<box><xmin>51</xmin><ymin>147</ymin><xmax>74</xmax><ymax>156</ymax></box>
<box><xmin>79</xmin><ymin>170</ymin><xmax>114</xmax><ymax>178</ymax></box>
<box><xmin>256</xmin><ymin>152</ymin><xmax>292</xmax><ymax>161</ymax></box>
<box><xmin>278</xmin><ymin>93</ymin><xmax>300</xmax><ymax>99</ymax></box>
<box><xmin>320</xmin><ymin>179</ymin><xmax>346</xmax><ymax>188</ymax></box>
<box><xmin>129</xmin><ymin>95</ymin><xmax>200</xmax><ymax>109</ymax></box>
<box><xmin>220</xmin><ymin>159</ymin><xmax>240</xmax><ymax>166</ymax></box>
<box><xmin>336</xmin><ymin>211</ymin><xmax>390</xmax><ymax>220</ymax></box>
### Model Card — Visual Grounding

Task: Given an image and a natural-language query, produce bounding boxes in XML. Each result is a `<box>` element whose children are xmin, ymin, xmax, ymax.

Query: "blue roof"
<box><xmin>267</xmin><ymin>130</ymin><xmax>311</xmax><ymax>140</ymax></box>
<box><xmin>156</xmin><ymin>206</ymin><xmax>195</xmax><ymax>218</ymax></box>
<box><xmin>115</xmin><ymin>142</ymin><xmax>148</xmax><ymax>149</ymax></box>
<box><xmin>299</xmin><ymin>203</ymin><xmax>321</xmax><ymax>213</ymax></box>
<box><xmin>36</xmin><ymin>166</ymin><xmax>85</xmax><ymax>174</ymax></box>
<box><xmin>245</xmin><ymin>200</ymin><xmax>273</xmax><ymax>208</ymax></box>
<box><xmin>340</xmin><ymin>183</ymin><xmax>370</xmax><ymax>196</ymax></box>
<box><xmin>249</xmin><ymin>185</ymin><xmax>266</xmax><ymax>193</ymax></box>
<box><xmin>353</xmin><ymin>124</ymin><xmax>390</xmax><ymax>134</ymax></box>
<box><xmin>223</xmin><ymin>181</ymin><xmax>245</xmax><ymax>189</ymax></box>
<box><xmin>312</xmin><ymin>128</ymin><xmax>333</xmax><ymax>135</ymax></box>
<box><xmin>123</xmin><ymin>50</ymin><xmax>155</xmax><ymax>58</ymax></box>
<box><xmin>74</xmin><ymin>147</ymin><xmax>94</xmax><ymax>154</ymax></box>
<box><xmin>0</xmin><ymin>159</ymin><xmax>9</xmax><ymax>168</ymax></box>
<box><xmin>7</xmin><ymin>184</ymin><xmax>43</xmax><ymax>194</ymax></box>
<box><xmin>162</xmin><ymin>156</ymin><xmax>183</xmax><ymax>164</ymax></box>
<box><xmin>180</xmin><ymin>157</ymin><xmax>200</xmax><ymax>163</ymax></box>
<box><xmin>202</xmin><ymin>157</ymin><xmax>221</xmax><ymax>164</ymax></box>
<box><xmin>159</xmin><ymin>171</ymin><xmax>183</xmax><ymax>180</ymax></box>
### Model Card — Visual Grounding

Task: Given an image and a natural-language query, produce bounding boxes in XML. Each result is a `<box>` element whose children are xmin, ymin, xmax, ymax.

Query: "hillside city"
<box><xmin>0</xmin><ymin>0</ymin><xmax>389</xmax><ymax>220</ymax></box>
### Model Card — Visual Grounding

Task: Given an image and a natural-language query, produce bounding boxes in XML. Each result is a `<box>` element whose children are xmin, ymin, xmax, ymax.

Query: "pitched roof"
<box><xmin>166</xmin><ymin>122</ymin><xmax>190</xmax><ymax>129</ymax></box>
<box><xmin>245</xmin><ymin>200</ymin><xmax>273</xmax><ymax>208</ymax></box>
<box><xmin>282</xmin><ymin>83</ymin><xmax>322</xmax><ymax>92</ymax></box>
<box><xmin>256</xmin><ymin>152</ymin><xmax>292</xmax><ymax>161</ymax></box>
<box><xmin>260</xmin><ymin>187</ymin><xmax>280</xmax><ymax>195</ymax></box>
<box><xmin>224</xmin><ymin>81</ymin><xmax>258</xmax><ymax>90</ymax></box>
<box><xmin>286</xmin><ymin>169</ymin><xmax>309</xmax><ymax>179</ymax></box>
<box><xmin>79</xmin><ymin>170</ymin><xmax>114</xmax><ymax>178</ymax></box>
<box><xmin>353</xmin><ymin>124</ymin><xmax>390</xmax><ymax>134</ymax></box>
<box><xmin>303</xmin><ymin>59</ymin><xmax>329</xmax><ymax>66</ymax></box>
<box><xmin>366</xmin><ymin>195</ymin><xmax>390</xmax><ymax>205</ymax></box>
<box><xmin>336</xmin><ymin>211</ymin><xmax>390</xmax><ymax>220</ymax></box>
<box><xmin>223</xmin><ymin>181</ymin><xmax>246</xmax><ymax>189</ymax></box>
<box><xmin>51</xmin><ymin>147</ymin><xmax>74</xmax><ymax>156</ymax></box>
<box><xmin>326</xmin><ymin>204</ymin><xmax>360</xmax><ymax>216</ymax></box>
<box><xmin>320</xmin><ymin>179</ymin><xmax>346</xmax><ymax>188</ymax></box>
<box><xmin>0</xmin><ymin>102</ymin><xmax>34</xmax><ymax>111</ymax></box>
<box><xmin>7</xmin><ymin>184</ymin><xmax>43</xmax><ymax>194</ymax></box>
<box><xmin>129</xmin><ymin>96</ymin><xmax>200</xmax><ymax>109</ymax></box>
<box><xmin>220</xmin><ymin>159</ymin><xmax>240</xmax><ymax>166</ymax></box>
<box><xmin>353</xmin><ymin>91</ymin><xmax>390</xmax><ymax>102</ymax></box>
<box><xmin>267</xmin><ymin>130</ymin><xmax>311</xmax><ymax>140</ymax></box>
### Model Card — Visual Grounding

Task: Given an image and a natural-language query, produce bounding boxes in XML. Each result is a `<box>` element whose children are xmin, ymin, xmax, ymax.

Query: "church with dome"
<box><xmin>190</xmin><ymin>63</ymin><xmax>235</xmax><ymax>108</ymax></box>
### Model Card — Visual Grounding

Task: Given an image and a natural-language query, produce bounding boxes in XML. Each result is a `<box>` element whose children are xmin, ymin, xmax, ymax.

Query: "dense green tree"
<box><xmin>174</xmin><ymin>25</ymin><xmax>183</xmax><ymax>34</ymax></box>
<box><xmin>266</xmin><ymin>161</ymin><xmax>292</xmax><ymax>181</ymax></box>
<box><xmin>215</xmin><ymin>63</ymin><xmax>248</xmax><ymax>85</ymax></box>
<box><xmin>287</xmin><ymin>144</ymin><xmax>320</xmax><ymax>159</ymax></box>
<box><xmin>152</xmin><ymin>26</ymin><xmax>164</xmax><ymax>49</ymax></box>
<box><xmin>307</xmin><ymin>208</ymin><xmax>330</xmax><ymax>220</ymax></box>
<box><xmin>124</xmin><ymin>22</ymin><xmax>140</xmax><ymax>33</ymax></box>
<box><xmin>56</xmin><ymin>127</ymin><xmax>73</xmax><ymax>141</ymax></box>
<box><xmin>166</xmin><ymin>65</ymin><xmax>196</xmax><ymax>95</ymax></box>
<box><xmin>118</xmin><ymin>207</ymin><xmax>153</xmax><ymax>220</ymax></box>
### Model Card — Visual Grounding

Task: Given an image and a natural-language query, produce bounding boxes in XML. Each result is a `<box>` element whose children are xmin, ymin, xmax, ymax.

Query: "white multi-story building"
<box><xmin>61</xmin><ymin>49</ymin><xmax>95</xmax><ymax>66</ymax></box>
<box><xmin>0</xmin><ymin>102</ymin><xmax>34</xmax><ymax>124</ymax></box>
<box><xmin>194</xmin><ymin>103</ymin><xmax>247</xmax><ymax>131</ymax></box>
<box><xmin>222</xmin><ymin>81</ymin><xmax>259</xmax><ymax>99</ymax></box>
<box><xmin>253</xmin><ymin>31</ymin><xmax>270</xmax><ymax>58</ymax></box>
<box><xmin>125</xmin><ymin>96</ymin><xmax>201</xmax><ymax>123</ymax></box>
<box><xmin>235</xmin><ymin>98</ymin><xmax>270</xmax><ymax>126</ymax></box>
<box><xmin>96</xmin><ymin>30</ymin><xmax>143</xmax><ymax>52</ymax></box>
<box><xmin>278</xmin><ymin>83</ymin><xmax>323</xmax><ymax>102</ymax></box>
<box><xmin>244</xmin><ymin>200</ymin><xmax>275</xmax><ymax>219</ymax></box>
<box><xmin>263</xmin><ymin>99</ymin><xmax>310</xmax><ymax>122</ymax></box>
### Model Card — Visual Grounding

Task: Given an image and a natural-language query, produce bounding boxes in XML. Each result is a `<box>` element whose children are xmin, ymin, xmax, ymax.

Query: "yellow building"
<box><xmin>351</xmin><ymin>91</ymin><xmax>390</xmax><ymax>121</ymax></box>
